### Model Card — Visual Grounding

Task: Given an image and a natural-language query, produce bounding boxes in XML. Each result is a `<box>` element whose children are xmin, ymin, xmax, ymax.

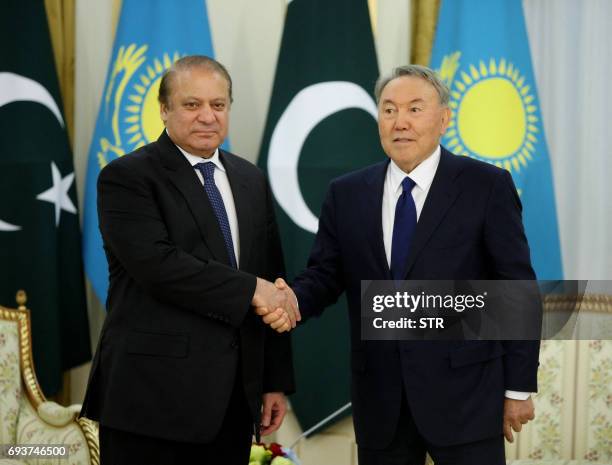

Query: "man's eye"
<box><xmin>214</xmin><ymin>103</ymin><xmax>226</xmax><ymax>110</ymax></box>
<box><xmin>185</xmin><ymin>102</ymin><xmax>198</xmax><ymax>109</ymax></box>
<box><xmin>410</xmin><ymin>107</ymin><xmax>422</xmax><ymax>113</ymax></box>
<box><xmin>384</xmin><ymin>108</ymin><xmax>395</xmax><ymax>114</ymax></box>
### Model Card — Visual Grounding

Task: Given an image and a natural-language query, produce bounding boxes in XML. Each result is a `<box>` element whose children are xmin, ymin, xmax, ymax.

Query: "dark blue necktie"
<box><xmin>194</xmin><ymin>162</ymin><xmax>237</xmax><ymax>268</ymax></box>
<box><xmin>391</xmin><ymin>177</ymin><xmax>417</xmax><ymax>280</ymax></box>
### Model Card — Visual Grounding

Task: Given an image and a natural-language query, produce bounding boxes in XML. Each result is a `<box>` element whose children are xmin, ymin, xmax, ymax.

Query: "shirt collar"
<box><xmin>388</xmin><ymin>145</ymin><xmax>441</xmax><ymax>193</ymax></box>
<box><xmin>171</xmin><ymin>134</ymin><xmax>225</xmax><ymax>173</ymax></box>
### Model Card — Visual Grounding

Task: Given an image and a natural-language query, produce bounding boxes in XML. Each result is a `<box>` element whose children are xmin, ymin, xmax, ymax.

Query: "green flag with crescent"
<box><xmin>258</xmin><ymin>0</ymin><xmax>382</xmax><ymax>434</ymax></box>
<box><xmin>0</xmin><ymin>0</ymin><xmax>91</xmax><ymax>395</ymax></box>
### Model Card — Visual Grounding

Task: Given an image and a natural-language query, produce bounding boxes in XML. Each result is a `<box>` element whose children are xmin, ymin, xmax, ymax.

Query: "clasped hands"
<box><xmin>252</xmin><ymin>277</ymin><xmax>300</xmax><ymax>332</ymax></box>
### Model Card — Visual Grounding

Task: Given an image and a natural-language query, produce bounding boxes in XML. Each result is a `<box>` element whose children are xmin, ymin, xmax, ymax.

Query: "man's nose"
<box><xmin>394</xmin><ymin>111</ymin><xmax>411</xmax><ymax>130</ymax></box>
<box><xmin>197</xmin><ymin>104</ymin><xmax>216</xmax><ymax>123</ymax></box>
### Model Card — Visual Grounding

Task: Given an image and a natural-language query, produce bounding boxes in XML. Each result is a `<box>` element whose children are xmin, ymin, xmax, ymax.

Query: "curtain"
<box><xmin>523</xmin><ymin>0</ymin><xmax>612</xmax><ymax>280</ymax></box>
<box><xmin>410</xmin><ymin>0</ymin><xmax>440</xmax><ymax>65</ymax></box>
<box><xmin>44</xmin><ymin>0</ymin><xmax>75</xmax><ymax>143</ymax></box>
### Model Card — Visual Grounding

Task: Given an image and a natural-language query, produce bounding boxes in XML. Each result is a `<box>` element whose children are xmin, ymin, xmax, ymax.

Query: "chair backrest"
<box><xmin>505</xmin><ymin>293</ymin><xmax>612</xmax><ymax>462</ymax></box>
<box><xmin>0</xmin><ymin>307</ymin><xmax>23</xmax><ymax>444</ymax></box>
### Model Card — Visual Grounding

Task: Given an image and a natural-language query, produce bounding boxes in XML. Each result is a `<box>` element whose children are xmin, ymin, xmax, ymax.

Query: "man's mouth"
<box><xmin>193</xmin><ymin>130</ymin><xmax>217</xmax><ymax>136</ymax></box>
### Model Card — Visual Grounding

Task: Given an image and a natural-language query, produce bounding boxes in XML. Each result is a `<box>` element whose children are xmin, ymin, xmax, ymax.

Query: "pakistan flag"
<box><xmin>0</xmin><ymin>0</ymin><xmax>91</xmax><ymax>395</ymax></box>
<box><xmin>258</xmin><ymin>0</ymin><xmax>382</xmax><ymax>433</ymax></box>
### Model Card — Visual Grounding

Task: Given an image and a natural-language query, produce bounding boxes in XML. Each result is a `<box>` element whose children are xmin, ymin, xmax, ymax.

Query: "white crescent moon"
<box><xmin>0</xmin><ymin>72</ymin><xmax>65</xmax><ymax>231</ymax></box>
<box><xmin>0</xmin><ymin>220</ymin><xmax>21</xmax><ymax>231</ymax></box>
<box><xmin>267</xmin><ymin>81</ymin><xmax>377</xmax><ymax>233</ymax></box>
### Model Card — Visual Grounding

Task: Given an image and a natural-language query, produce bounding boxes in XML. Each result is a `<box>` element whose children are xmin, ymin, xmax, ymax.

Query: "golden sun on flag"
<box><xmin>444</xmin><ymin>58</ymin><xmax>539</xmax><ymax>173</ymax></box>
<box><xmin>124</xmin><ymin>52</ymin><xmax>181</xmax><ymax>150</ymax></box>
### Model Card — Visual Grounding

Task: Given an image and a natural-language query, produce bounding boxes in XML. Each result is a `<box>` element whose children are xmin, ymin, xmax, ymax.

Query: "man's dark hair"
<box><xmin>158</xmin><ymin>55</ymin><xmax>233</xmax><ymax>107</ymax></box>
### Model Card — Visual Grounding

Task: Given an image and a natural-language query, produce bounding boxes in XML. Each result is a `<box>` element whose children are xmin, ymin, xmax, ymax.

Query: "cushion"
<box><xmin>16</xmin><ymin>396</ymin><xmax>91</xmax><ymax>464</ymax></box>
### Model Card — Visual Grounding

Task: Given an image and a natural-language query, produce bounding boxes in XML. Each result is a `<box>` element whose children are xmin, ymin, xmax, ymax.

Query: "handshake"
<box><xmin>252</xmin><ymin>277</ymin><xmax>300</xmax><ymax>333</ymax></box>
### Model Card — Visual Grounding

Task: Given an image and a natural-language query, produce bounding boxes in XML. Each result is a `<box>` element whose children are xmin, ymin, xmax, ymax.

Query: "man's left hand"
<box><xmin>503</xmin><ymin>397</ymin><xmax>535</xmax><ymax>443</ymax></box>
<box><xmin>261</xmin><ymin>392</ymin><xmax>287</xmax><ymax>436</ymax></box>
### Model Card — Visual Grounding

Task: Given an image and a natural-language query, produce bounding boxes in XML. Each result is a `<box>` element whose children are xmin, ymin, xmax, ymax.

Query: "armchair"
<box><xmin>0</xmin><ymin>290</ymin><xmax>99</xmax><ymax>464</ymax></box>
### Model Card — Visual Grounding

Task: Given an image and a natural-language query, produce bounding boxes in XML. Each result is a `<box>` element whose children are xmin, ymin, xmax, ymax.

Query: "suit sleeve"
<box><xmin>291</xmin><ymin>182</ymin><xmax>346</xmax><ymax>320</ymax></box>
<box><xmin>261</xmin><ymin>179</ymin><xmax>295</xmax><ymax>394</ymax></box>
<box><xmin>97</xmin><ymin>160</ymin><xmax>257</xmax><ymax>328</ymax></box>
<box><xmin>484</xmin><ymin>169</ymin><xmax>540</xmax><ymax>392</ymax></box>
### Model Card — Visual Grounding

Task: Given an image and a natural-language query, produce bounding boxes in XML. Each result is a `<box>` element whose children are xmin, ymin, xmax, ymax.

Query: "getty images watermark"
<box><xmin>361</xmin><ymin>280</ymin><xmax>612</xmax><ymax>341</ymax></box>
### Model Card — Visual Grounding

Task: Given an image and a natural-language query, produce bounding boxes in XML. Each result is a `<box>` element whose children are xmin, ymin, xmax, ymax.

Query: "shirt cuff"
<box><xmin>505</xmin><ymin>390</ymin><xmax>531</xmax><ymax>400</ymax></box>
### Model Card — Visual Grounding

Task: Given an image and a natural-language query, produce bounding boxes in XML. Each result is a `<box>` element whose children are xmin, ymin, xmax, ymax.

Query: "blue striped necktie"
<box><xmin>391</xmin><ymin>177</ymin><xmax>417</xmax><ymax>280</ymax></box>
<box><xmin>194</xmin><ymin>162</ymin><xmax>237</xmax><ymax>268</ymax></box>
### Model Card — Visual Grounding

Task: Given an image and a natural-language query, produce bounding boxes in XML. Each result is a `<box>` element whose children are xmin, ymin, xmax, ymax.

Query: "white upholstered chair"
<box><xmin>0</xmin><ymin>290</ymin><xmax>99</xmax><ymax>465</ymax></box>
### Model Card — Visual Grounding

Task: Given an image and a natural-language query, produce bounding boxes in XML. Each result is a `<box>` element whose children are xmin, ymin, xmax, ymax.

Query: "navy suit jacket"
<box><xmin>292</xmin><ymin>147</ymin><xmax>539</xmax><ymax>448</ymax></box>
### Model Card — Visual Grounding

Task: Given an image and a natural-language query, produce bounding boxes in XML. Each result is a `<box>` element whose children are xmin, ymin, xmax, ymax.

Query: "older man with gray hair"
<box><xmin>272</xmin><ymin>64</ymin><xmax>540</xmax><ymax>464</ymax></box>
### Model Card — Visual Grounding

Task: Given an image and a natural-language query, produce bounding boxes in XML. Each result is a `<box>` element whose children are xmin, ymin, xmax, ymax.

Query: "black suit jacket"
<box><xmin>292</xmin><ymin>147</ymin><xmax>539</xmax><ymax>448</ymax></box>
<box><xmin>81</xmin><ymin>131</ymin><xmax>294</xmax><ymax>443</ymax></box>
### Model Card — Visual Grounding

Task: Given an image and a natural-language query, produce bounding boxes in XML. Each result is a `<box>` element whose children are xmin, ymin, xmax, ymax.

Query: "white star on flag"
<box><xmin>36</xmin><ymin>161</ymin><xmax>77</xmax><ymax>227</ymax></box>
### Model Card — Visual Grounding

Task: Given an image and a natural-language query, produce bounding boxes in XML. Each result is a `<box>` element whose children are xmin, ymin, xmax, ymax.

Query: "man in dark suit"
<box><xmin>81</xmin><ymin>56</ymin><xmax>299</xmax><ymax>465</ymax></box>
<box><xmin>270</xmin><ymin>65</ymin><xmax>539</xmax><ymax>464</ymax></box>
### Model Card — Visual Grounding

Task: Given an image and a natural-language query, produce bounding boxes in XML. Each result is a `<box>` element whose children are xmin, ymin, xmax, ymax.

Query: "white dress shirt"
<box><xmin>382</xmin><ymin>146</ymin><xmax>441</xmax><ymax>267</ymax></box>
<box><xmin>175</xmin><ymin>144</ymin><xmax>241</xmax><ymax>267</ymax></box>
<box><xmin>381</xmin><ymin>145</ymin><xmax>530</xmax><ymax>401</ymax></box>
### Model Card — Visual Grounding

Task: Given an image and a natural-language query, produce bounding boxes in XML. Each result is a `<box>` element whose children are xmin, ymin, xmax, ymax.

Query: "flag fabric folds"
<box><xmin>82</xmin><ymin>0</ymin><xmax>218</xmax><ymax>302</ymax></box>
<box><xmin>430</xmin><ymin>0</ymin><xmax>563</xmax><ymax>279</ymax></box>
<box><xmin>258</xmin><ymin>0</ymin><xmax>382</xmax><ymax>433</ymax></box>
<box><xmin>0</xmin><ymin>0</ymin><xmax>91</xmax><ymax>395</ymax></box>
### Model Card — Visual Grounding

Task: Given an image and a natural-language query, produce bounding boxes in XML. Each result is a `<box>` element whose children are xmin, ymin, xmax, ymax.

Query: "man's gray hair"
<box><xmin>158</xmin><ymin>55</ymin><xmax>233</xmax><ymax>106</ymax></box>
<box><xmin>374</xmin><ymin>64</ymin><xmax>450</xmax><ymax>106</ymax></box>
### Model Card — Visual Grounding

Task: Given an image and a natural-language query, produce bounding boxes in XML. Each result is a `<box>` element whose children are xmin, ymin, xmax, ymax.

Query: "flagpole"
<box><xmin>289</xmin><ymin>402</ymin><xmax>352</xmax><ymax>448</ymax></box>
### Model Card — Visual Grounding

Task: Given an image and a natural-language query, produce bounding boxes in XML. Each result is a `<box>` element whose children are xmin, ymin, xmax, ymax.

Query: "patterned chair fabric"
<box><xmin>417</xmin><ymin>339</ymin><xmax>611</xmax><ymax>465</ymax></box>
<box><xmin>0</xmin><ymin>316</ymin><xmax>20</xmax><ymax>445</ymax></box>
<box><xmin>425</xmin><ymin>329</ymin><xmax>611</xmax><ymax>464</ymax></box>
<box><xmin>505</xmin><ymin>341</ymin><xmax>611</xmax><ymax>463</ymax></box>
<box><xmin>0</xmin><ymin>295</ymin><xmax>99</xmax><ymax>465</ymax></box>
<box><xmin>509</xmin><ymin>462</ymin><xmax>610</xmax><ymax>465</ymax></box>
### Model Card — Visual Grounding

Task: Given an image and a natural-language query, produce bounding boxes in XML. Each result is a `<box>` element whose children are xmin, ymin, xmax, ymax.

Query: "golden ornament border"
<box><xmin>544</xmin><ymin>294</ymin><xmax>612</xmax><ymax>314</ymax></box>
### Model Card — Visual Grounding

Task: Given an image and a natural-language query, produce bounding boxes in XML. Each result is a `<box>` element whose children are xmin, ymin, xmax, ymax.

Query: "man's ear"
<box><xmin>440</xmin><ymin>106</ymin><xmax>451</xmax><ymax>135</ymax></box>
<box><xmin>160</xmin><ymin>103</ymin><xmax>169</xmax><ymax>123</ymax></box>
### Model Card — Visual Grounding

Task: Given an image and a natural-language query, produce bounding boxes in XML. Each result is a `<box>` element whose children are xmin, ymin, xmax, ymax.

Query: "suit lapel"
<box><xmin>220</xmin><ymin>150</ymin><xmax>253</xmax><ymax>271</ymax></box>
<box><xmin>363</xmin><ymin>161</ymin><xmax>392</xmax><ymax>279</ymax></box>
<box><xmin>155</xmin><ymin>131</ymin><xmax>231</xmax><ymax>266</ymax></box>
<box><xmin>403</xmin><ymin>148</ymin><xmax>464</xmax><ymax>277</ymax></box>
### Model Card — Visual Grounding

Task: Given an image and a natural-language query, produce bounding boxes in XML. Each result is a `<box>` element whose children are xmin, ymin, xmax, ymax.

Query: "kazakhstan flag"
<box><xmin>430</xmin><ymin>0</ymin><xmax>563</xmax><ymax>279</ymax></box>
<box><xmin>83</xmin><ymin>0</ymin><xmax>219</xmax><ymax>302</ymax></box>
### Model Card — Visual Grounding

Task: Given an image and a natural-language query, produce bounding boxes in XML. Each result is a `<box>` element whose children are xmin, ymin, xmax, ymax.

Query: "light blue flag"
<box><xmin>83</xmin><ymin>0</ymin><xmax>223</xmax><ymax>302</ymax></box>
<box><xmin>430</xmin><ymin>0</ymin><xmax>563</xmax><ymax>279</ymax></box>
